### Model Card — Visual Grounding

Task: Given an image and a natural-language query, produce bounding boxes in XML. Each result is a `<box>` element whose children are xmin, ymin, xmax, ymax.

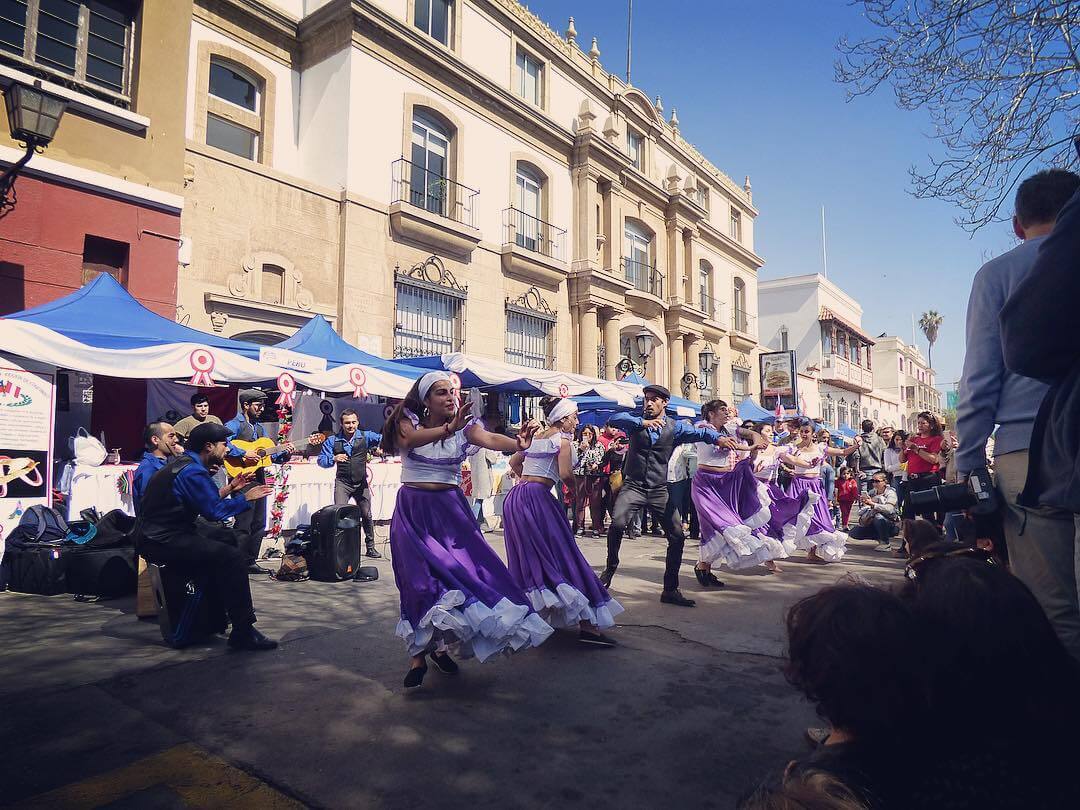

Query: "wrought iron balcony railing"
<box><xmin>391</xmin><ymin>157</ymin><xmax>478</xmax><ymax>227</ymax></box>
<box><xmin>503</xmin><ymin>207</ymin><xmax>566</xmax><ymax>260</ymax></box>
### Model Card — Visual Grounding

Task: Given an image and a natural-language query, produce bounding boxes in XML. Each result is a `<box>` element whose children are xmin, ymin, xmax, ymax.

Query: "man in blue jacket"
<box><xmin>137</xmin><ymin>422</ymin><xmax>277</xmax><ymax>651</ymax></box>
<box><xmin>317</xmin><ymin>408</ymin><xmax>383</xmax><ymax>563</ymax></box>
<box><xmin>133</xmin><ymin>421</ymin><xmax>180</xmax><ymax>510</ymax></box>
<box><xmin>998</xmin><ymin>169</ymin><xmax>1080</xmax><ymax>662</ymax></box>
<box><xmin>224</xmin><ymin>389</ymin><xmax>293</xmax><ymax>573</ymax></box>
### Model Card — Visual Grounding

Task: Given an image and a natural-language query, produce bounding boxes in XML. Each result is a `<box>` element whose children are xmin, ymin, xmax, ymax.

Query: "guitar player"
<box><xmin>317</xmin><ymin>408</ymin><xmax>383</xmax><ymax>563</ymax></box>
<box><xmin>225</xmin><ymin>389</ymin><xmax>294</xmax><ymax>574</ymax></box>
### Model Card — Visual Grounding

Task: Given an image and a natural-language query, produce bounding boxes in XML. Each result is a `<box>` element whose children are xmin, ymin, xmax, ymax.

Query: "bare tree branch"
<box><xmin>837</xmin><ymin>0</ymin><xmax>1080</xmax><ymax>230</ymax></box>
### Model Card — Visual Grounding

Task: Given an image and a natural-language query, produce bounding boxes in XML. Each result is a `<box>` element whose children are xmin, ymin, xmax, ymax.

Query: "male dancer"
<box><xmin>599</xmin><ymin>384</ymin><xmax>734</xmax><ymax>607</ymax></box>
<box><xmin>317</xmin><ymin>408</ymin><xmax>383</xmax><ymax>564</ymax></box>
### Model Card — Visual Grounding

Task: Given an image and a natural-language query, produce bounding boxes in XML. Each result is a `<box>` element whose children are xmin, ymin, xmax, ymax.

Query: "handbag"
<box><xmin>73</xmin><ymin>427</ymin><xmax>108</xmax><ymax>467</ymax></box>
<box><xmin>858</xmin><ymin>506</ymin><xmax>876</xmax><ymax>527</ymax></box>
<box><xmin>609</xmin><ymin>470</ymin><xmax>624</xmax><ymax>493</ymax></box>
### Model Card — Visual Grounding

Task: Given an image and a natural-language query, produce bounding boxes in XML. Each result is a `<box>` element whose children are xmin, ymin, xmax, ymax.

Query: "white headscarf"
<box><xmin>418</xmin><ymin>371</ymin><xmax>452</xmax><ymax>402</ymax></box>
<box><xmin>546</xmin><ymin>398</ymin><xmax>578</xmax><ymax>426</ymax></box>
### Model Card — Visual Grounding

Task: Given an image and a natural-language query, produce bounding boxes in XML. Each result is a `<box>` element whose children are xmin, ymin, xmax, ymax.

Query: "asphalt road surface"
<box><xmin>1</xmin><ymin>529</ymin><xmax>904</xmax><ymax>809</ymax></box>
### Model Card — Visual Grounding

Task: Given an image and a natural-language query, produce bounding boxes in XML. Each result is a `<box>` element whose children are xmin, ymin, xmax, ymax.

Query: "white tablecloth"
<box><xmin>265</xmin><ymin>460</ymin><xmax>403</xmax><ymax>531</ymax></box>
<box><xmin>66</xmin><ymin>463</ymin><xmax>137</xmax><ymax>520</ymax></box>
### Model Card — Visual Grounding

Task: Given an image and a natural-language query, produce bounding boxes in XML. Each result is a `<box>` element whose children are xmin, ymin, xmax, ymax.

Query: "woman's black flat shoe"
<box><xmin>430</xmin><ymin>651</ymin><xmax>459</xmax><ymax>675</ymax></box>
<box><xmin>404</xmin><ymin>665</ymin><xmax>428</xmax><ymax>690</ymax></box>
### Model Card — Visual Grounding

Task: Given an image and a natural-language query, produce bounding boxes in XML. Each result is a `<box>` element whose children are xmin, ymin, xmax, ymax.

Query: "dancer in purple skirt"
<box><xmin>691</xmin><ymin>400</ymin><xmax>784</xmax><ymax>586</ymax></box>
<box><xmin>750</xmin><ymin>421</ymin><xmax>802</xmax><ymax>569</ymax></box>
<box><xmin>503</xmin><ymin>396</ymin><xmax>623</xmax><ymax>647</ymax></box>
<box><xmin>380</xmin><ymin>371</ymin><xmax>554</xmax><ymax>690</ymax></box>
<box><xmin>779</xmin><ymin>420</ymin><xmax>861</xmax><ymax>563</ymax></box>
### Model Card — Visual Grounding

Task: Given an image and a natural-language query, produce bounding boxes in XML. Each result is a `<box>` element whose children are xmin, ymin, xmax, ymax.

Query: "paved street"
<box><xmin>1</xmin><ymin>532</ymin><xmax>904</xmax><ymax>809</ymax></box>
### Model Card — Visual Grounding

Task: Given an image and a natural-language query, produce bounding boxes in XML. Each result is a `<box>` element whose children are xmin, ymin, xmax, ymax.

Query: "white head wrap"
<box><xmin>546</xmin><ymin>397</ymin><xmax>578</xmax><ymax>425</ymax></box>
<box><xmin>418</xmin><ymin>371</ymin><xmax>453</xmax><ymax>402</ymax></box>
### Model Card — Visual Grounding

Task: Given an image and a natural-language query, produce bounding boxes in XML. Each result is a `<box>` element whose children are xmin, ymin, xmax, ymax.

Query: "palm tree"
<box><xmin>919</xmin><ymin>311</ymin><xmax>944</xmax><ymax>369</ymax></box>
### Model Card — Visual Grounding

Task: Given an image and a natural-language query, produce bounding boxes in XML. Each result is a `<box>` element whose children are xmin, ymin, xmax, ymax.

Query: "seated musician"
<box><xmin>133</xmin><ymin>422</ymin><xmax>180</xmax><ymax>511</ymax></box>
<box><xmin>224</xmin><ymin>389</ymin><xmax>294</xmax><ymax>573</ymax></box>
<box><xmin>173</xmin><ymin>393</ymin><xmax>223</xmax><ymax>445</ymax></box>
<box><xmin>137</xmin><ymin>422</ymin><xmax>278</xmax><ymax>651</ymax></box>
<box><xmin>317</xmin><ymin>408</ymin><xmax>383</xmax><ymax>564</ymax></box>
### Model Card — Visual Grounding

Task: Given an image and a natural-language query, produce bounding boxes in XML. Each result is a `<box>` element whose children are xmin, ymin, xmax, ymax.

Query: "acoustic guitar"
<box><xmin>223</xmin><ymin>433</ymin><xmax>326</xmax><ymax>478</ymax></box>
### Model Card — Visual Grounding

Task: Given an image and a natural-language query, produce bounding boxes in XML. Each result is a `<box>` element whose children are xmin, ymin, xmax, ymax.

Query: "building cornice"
<box><xmin>194</xmin><ymin>0</ymin><xmax>299</xmax><ymax>66</ymax></box>
<box><xmin>697</xmin><ymin>220</ymin><xmax>765</xmax><ymax>270</ymax></box>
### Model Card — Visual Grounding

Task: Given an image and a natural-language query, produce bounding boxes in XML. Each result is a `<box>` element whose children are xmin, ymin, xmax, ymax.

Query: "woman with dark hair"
<box><xmin>898</xmin><ymin>553</ymin><xmax>1080</xmax><ymax>806</ymax></box>
<box><xmin>900</xmin><ymin>412</ymin><xmax>944</xmax><ymax>522</ymax></box>
<box><xmin>572</xmin><ymin>424</ymin><xmax>607</xmax><ymax>536</ymax></box>
<box><xmin>776</xmin><ymin>421</ymin><xmax>860</xmax><ymax>562</ymax></box>
<box><xmin>502</xmin><ymin>397</ymin><xmax>622</xmax><ymax>645</ymax></box>
<box><xmin>380</xmin><ymin>372</ymin><xmax>553</xmax><ymax>690</ymax></box>
<box><xmin>883</xmin><ymin>430</ymin><xmax>907</xmax><ymax>510</ymax></box>
<box><xmin>689</xmin><ymin>399</ymin><xmax>783</xmax><ymax>584</ymax></box>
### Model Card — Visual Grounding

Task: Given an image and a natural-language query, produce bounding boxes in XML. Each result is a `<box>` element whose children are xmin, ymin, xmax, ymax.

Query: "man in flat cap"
<box><xmin>600</xmin><ymin>384</ymin><xmax>734</xmax><ymax>607</ymax></box>
<box><xmin>136</xmin><ymin>422</ymin><xmax>278</xmax><ymax>651</ymax></box>
<box><xmin>225</xmin><ymin>389</ymin><xmax>294</xmax><ymax>573</ymax></box>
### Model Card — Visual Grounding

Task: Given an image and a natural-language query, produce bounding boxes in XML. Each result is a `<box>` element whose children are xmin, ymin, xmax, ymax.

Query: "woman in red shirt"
<box><xmin>901</xmin><ymin>411</ymin><xmax>944</xmax><ymax>520</ymax></box>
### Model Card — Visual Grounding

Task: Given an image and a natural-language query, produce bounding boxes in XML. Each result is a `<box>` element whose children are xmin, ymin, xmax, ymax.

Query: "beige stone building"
<box><xmin>178</xmin><ymin>0</ymin><xmax>763</xmax><ymax>402</ymax></box>
<box><xmin>871</xmin><ymin>336</ymin><xmax>943</xmax><ymax>433</ymax></box>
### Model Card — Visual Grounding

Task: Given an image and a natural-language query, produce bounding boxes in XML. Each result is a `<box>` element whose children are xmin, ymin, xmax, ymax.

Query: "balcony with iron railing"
<box><xmin>500</xmin><ymin>206</ymin><xmax>568</xmax><ymax>286</ymax></box>
<box><xmin>729</xmin><ymin>307</ymin><xmax>757</xmax><ymax>350</ymax></box>
<box><xmin>389</xmin><ymin>157</ymin><xmax>481</xmax><ymax>257</ymax></box>
<box><xmin>622</xmin><ymin>257</ymin><xmax>663</xmax><ymax>297</ymax></box>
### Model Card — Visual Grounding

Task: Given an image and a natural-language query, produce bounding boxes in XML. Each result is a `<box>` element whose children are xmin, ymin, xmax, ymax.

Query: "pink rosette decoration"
<box><xmin>349</xmin><ymin>366</ymin><xmax>367</xmax><ymax>398</ymax></box>
<box><xmin>448</xmin><ymin>372</ymin><xmax>462</xmax><ymax>390</ymax></box>
<box><xmin>188</xmin><ymin>349</ymin><xmax>215</xmax><ymax>387</ymax></box>
<box><xmin>275</xmin><ymin>372</ymin><xmax>297</xmax><ymax>409</ymax></box>
<box><xmin>558</xmin><ymin>383</ymin><xmax>569</xmax><ymax>397</ymax></box>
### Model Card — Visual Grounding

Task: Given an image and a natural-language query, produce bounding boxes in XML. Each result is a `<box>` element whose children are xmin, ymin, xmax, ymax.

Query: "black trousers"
<box><xmin>140</xmin><ymin>527</ymin><xmax>257</xmax><ymax>629</ymax></box>
<box><xmin>848</xmin><ymin>515</ymin><xmax>898</xmax><ymax>544</ymax></box>
<box><xmin>232</xmin><ymin>467</ymin><xmax>267</xmax><ymax>565</ymax></box>
<box><xmin>606</xmin><ymin>483</ymin><xmax>686</xmax><ymax>592</ymax></box>
<box><xmin>334</xmin><ymin>479</ymin><xmax>375</xmax><ymax>543</ymax></box>
<box><xmin>665</xmin><ymin>479</ymin><xmax>691</xmax><ymax>528</ymax></box>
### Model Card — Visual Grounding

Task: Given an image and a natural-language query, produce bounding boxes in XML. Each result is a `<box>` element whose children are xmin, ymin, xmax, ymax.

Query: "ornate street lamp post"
<box><xmin>1</xmin><ymin>82</ymin><xmax>68</xmax><ymax>213</ymax></box>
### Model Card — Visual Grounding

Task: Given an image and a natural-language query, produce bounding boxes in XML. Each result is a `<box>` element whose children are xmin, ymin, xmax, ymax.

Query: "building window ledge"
<box><xmin>389</xmin><ymin>200</ymin><xmax>481</xmax><ymax>259</ymax></box>
<box><xmin>0</xmin><ymin>64</ymin><xmax>148</xmax><ymax>133</ymax></box>
<box><xmin>500</xmin><ymin>241</ymin><xmax>568</xmax><ymax>289</ymax></box>
<box><xmin>625</xmin><ymin>288</ymin><xmax>667</xmax><ymax>320</ymax></box>
<box><xmin>204</xmin><ymin>292</ymin><xmax>335</xmax><ymax>328</ymax></box>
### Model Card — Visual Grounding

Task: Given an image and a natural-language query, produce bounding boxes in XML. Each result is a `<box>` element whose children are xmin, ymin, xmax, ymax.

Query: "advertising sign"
<box><xmin>0</xmin><ymin>367</ymin><xmax>55</xmax><ymax>545</ymax></box>
<box><xmin>759</xmin><ymin>351</ymin><xmax>798</xmax><ymax>411</ymax></box>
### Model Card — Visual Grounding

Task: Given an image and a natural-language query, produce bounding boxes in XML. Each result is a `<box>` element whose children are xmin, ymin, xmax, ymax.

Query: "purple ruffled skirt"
<box><xmin>502</xmin><ymin>481</ymin><xmax>623</xmax><ymax>629</ymax></box>
<box><xmin>774</xmin><ymin>476</ymin><xmax>845</xmax><ymax>562</ymax></box>
<box><xmin>389</xmin><ymin>486</ymin><xmax>553</xmax><ymax>661</ymax></box>
<box><xmin>692</xmin><ymin>460</ymin><xmax>787</xmax><ymax>569</ymax></box>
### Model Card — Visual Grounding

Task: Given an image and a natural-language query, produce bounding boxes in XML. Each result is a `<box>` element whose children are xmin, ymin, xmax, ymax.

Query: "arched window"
<box><xmin>698</xmin><ymin>260</ymin><xmax>714</xmax><ymax>318</ymax></box>
<box><xmin>733</xmin><ymin>277</ymin><xmax>747</xmax><ymax>332</ymax></box>
<box><xmin>206</xmin><ymin>57</ymin><xmax>262</xmax><ymax>160</ymax></box>
<box><xmin>623</xmin><ymin>220</ymin><xmax>655</xmax><ymax>294</ymax></box>
<box><xmin>261</xmin><ymin>264</ymin><xmax>285</xmax><ymax>305</ymax></box>
<box><xmin>514</xmin><ymin>163</ymin><xmax>543</xmax><ymax>251</ymax></box>
<box><xmin>410</xmin><ymin>110</ymin><xmax>452</xmax><ymax>215</ymax></box>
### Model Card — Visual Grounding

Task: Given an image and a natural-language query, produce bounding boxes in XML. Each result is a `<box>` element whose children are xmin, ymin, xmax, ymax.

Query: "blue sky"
<box><xmin>530</xmin><ymin>0</ymin><xmax>1026</xmax><ymax>390</ymax></box>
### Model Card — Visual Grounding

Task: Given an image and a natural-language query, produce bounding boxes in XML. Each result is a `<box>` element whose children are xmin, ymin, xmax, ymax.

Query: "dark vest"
<box><xmin>334</xmin><ymin>433</ymin><xmax>368</xmax><ymax>487</ymax></box>
<box><xmin>235</xmin><ymin>419</ymin><xmax>258</xmax><ymax>442</ymax></box>
<box><xmin>136</xmin><ymin>454</ymin><xmax>199</xmax><ymax>543</ymax></box>
<box><xmin>622</xmin><ymin>418</ymin><xmax>677</xmax><ymax>489</ymax></box>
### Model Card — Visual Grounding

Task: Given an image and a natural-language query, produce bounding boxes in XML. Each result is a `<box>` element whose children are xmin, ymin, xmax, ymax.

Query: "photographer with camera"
<box><xmin>961</xmin><ymin>168</ymin><xmax>1080</xmax><ymax>661</ymax></box>
<box><xmin>900</xmin><ymin>412</ymin><xmax>945</xmax><ymax>521</ymax></box>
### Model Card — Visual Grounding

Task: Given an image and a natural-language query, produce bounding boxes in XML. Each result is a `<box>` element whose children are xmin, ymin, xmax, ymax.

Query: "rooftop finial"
<box><xmin>670</xmin><ymin>107</ymin><xmax>679</xmax><ymax>129</ymax></box>
<box><xmin>654</xmin><ymin>95</ymin><xmax>663</xmax><ymax>115</ymax></box>
<box><xmin>589</xmin><ymin>37</ymin><xmax>600</xmax><ymax>61</ymax></box>
<box><xmin>566</xmin><ymin>16</ymin><xmax>577</xmax><ymax>45</ymax></box>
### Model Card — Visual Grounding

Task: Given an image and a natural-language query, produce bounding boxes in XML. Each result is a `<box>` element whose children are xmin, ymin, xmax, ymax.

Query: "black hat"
<box><xmin>190</xmin><ymin>393</ymin><xmax>210</xmax><ymax>406</ymax></box>
<box><xmin>238</xmin><ymin>388</ymin><xmax>267</xmax><ymax>406</ymax></box>
<box><xmin>187</xmin><ymin>422</ymin><xmax>231</xmax><ymax>451</ymax></box>
<box><xmin>642</xmin><ymin>384</ymin><xmax>670</xmax><ymax>401</ymax></box>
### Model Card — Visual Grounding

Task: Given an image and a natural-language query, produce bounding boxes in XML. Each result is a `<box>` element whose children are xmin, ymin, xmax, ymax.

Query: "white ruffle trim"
<box><xmin>524</xmin><ymin>582</ymin><xmax>624</xmax><ymax>630</ymax></box>
<box><xmin>395</xmin><ymin>590</ymin><xmax>554</xmax><ymax>663</ymax></box>
<box><xmin>788</xmin><ymin>491</ymin><xmax>846</xmax><ymax>561</ymax></box>
<box><xmin>744</xmin><ymin>479</ymin><xmax>773</xmax><ymax>531</ymax></box>
<box><xmin>699</xmin><ymin>522</ymin><xmax>789</xmax><ymax>570</ymax></box>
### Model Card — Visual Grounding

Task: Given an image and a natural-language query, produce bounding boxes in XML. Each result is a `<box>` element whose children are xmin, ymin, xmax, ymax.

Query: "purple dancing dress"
<box><xmin>502</xmin><ymin>435</ymin><xmax>623</xmax><ymax>628</ymax></box>
<box><xmin>390</xmin><ymin>415</ymin><xmax>553</xmax><ymax>662</ymax></box>
<box><xmin>692</xmin><ymin>427</ymin><xmax>786</xmax><ymax>569</ymax></box>
<box><xmin>774</xmin><ymin>443</ymin><xmax>846</xmax><ymax>562</ymax></box>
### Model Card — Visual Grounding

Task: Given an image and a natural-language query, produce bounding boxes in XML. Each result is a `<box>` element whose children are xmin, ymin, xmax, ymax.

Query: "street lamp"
<box><xmin>615</xmin><ymin>357</ymin><xmax>635</xmax><ymax>378</ymax></box>
<box><xmin>634</xmin><ymin>325</ymin><xmax>654</xmax><ymax>361</ymax></box>
<box><xmin>1</xmin><ymin>82</ymin><xmax>68</xmax><ymax>213</ymax></box>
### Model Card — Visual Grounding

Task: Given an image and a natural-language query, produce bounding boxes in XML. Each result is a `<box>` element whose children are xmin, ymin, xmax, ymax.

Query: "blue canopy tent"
<box><xmin>834</xmin><ymin>425</ymin><xmax>858</xmax><ymax>440</ymax></box>
<box><xmin>614</xmin><ymin>372</ymin><xmax>701</xmax><ymax>417</ymax></box>
<box><xmin>5</xmin><ymin>273</ymin><xmax>261</xmax><ymax>353</ymax></box>
<box><xmin>737</xmin><ymin>398</ymin><xmax>774</xmax><ymax>423</ymax></box>
<box><xmin>274</xmin><ymin>315</ymin><xmax>418</xmax><ymax>378</ymax></box>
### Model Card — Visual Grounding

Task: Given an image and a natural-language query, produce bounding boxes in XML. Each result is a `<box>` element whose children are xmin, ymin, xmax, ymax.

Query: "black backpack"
<box><xmin>15</xmin><ymin>505</ymin><xmax>68</xmax><ymax>544</ymax></box>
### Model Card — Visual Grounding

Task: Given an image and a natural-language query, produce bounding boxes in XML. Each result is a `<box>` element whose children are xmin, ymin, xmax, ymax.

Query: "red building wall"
<box><xmin>0</xmin><ymin>175</ymin><xmax>180</xmax><ymax>317</ymax></box>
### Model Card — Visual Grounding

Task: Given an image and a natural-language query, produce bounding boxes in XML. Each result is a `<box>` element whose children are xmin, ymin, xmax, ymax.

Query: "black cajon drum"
<box><xmin>147</xmin><ymin>563</ymin><xmax>228</xmax><ymax>648</ymax></box>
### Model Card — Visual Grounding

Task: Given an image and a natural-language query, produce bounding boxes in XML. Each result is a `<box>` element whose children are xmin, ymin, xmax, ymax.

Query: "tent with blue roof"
<box><xmin>737</xmin><ymin>398</ymin><xmax>774</xmax><ymax>423</ymax></box>
<box><xmin>274</xmin><ymin>315</ymin><xmax>418</xmax><ymax>378</ymax></box>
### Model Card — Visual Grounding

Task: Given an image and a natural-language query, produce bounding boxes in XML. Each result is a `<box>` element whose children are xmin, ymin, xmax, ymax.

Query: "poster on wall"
<box><xmin>759</xmin><ymin>351</ymin><xmax>798</xmax><ymax>412</ymax></box>
<box><xmin>0</xmin><ymin>367</ymin><xmax>55</xmax><ymax>545</ymax></box>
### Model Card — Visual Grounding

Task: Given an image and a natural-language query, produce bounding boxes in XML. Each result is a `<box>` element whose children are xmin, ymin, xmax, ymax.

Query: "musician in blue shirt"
<box><xmin>133</xmin><ymin>422</ymin><xmax>180</xmax><ymax>510</ymax></box>
<box><xmin>224</xmin><ymin>389</ymin><xmax>294</xmax><ymax>573</ymax></box>
<box><xmin>317</xmin><ymin>408</ymin><xmax>383</xmax><ymax>563</ymax></box>
<box><xmin>137</xmin><ymin>421</ymin><xmax>277</xmax><ymax>651</ymax></box>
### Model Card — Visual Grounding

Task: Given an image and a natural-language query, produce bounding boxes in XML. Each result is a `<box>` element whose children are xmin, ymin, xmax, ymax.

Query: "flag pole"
<box><xmin>821</xmin><ymin>205</ymin><xmax>828</xmax><ymax>278</ymax></box>
<box><xmin>626</xmin><ymin>0</ymin><xmax>633</xmax><ymax>84</ymax></box>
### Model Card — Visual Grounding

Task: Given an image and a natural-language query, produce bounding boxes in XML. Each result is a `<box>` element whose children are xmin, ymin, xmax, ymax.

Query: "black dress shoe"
<box><xmin>694</xmin><ymin>568</ymin><xmax>726</xmax><ymax>588</ymax></box>
<box><xmin>227</xmin><ymin>627</ymin><xmax>279</xmax><ymax>651</ymax></box>
<box><xmin>404</xmin><ymin>665</ymin><xmax>428</xmax><ymax>690</ymax></box>
<box><xmin>599</xmin><ymin>567</ymin><xmax>616</xmax><ymax>588</ymax></box>
<box><xmin>578</xmin><ymin>630</ymin><xmax>617</xmax><ymax>647</ymax></box>
<box><xmin>431</xmin><ymin>651</ymin><xmax>459</xmax><ymax>675</ymax></box>
<box><xmin>246</xmin><ymin>564</ymin><xmax>268</xmax><ymax>576</ymax></box>
<box><xmin>365</xmin><ymin>543</ymin><xmax>382</xmax><ymax>559</ymax></box>
<box><xmin>660</xmin><ymin>589</ymin><xmax>696</xmax><ymax>607</ymax></box>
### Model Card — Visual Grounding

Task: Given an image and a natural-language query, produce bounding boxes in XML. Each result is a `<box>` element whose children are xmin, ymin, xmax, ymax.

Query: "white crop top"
<box><xmin>399</xmin><ymin>409</ymin><xmax>476</xmax><ymax>485</ymax></box>
<box><xmin>521</xmin><ymin>434</ymin><xmax>565</xmax><ymax>482</ymax></box>
<box><xmin>694</xmin><ymin>418</ymin><xmax>741</xmax><ymax>469</ymax></box>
